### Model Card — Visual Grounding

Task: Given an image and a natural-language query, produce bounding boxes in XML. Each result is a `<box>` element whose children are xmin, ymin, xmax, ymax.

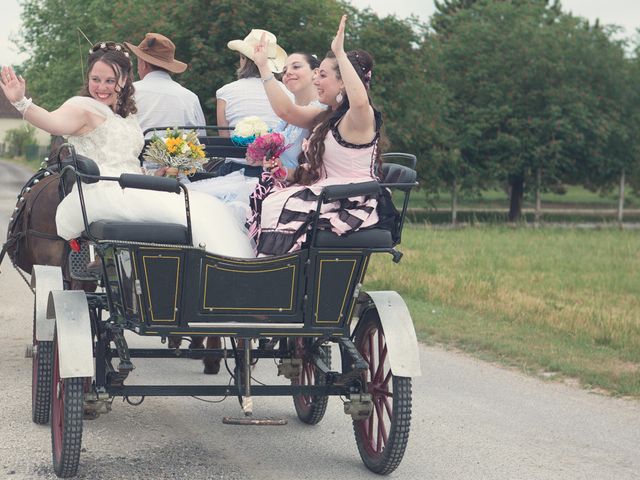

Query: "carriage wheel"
<box><xmin>32</xmin><ymin>338</ymin><xmax>53</xmax><ymax>424</ymax></box>
<box><xmin>290</xmin><ymin>338</ymin><xmax>331</xmax><ymax>425</ymax></box>
<box><xmin>353</xmin><ymin>309</ymin><xmax>412</xmax><ymax>475</ymax></box>
<box><xmin>51</xmin><ymin>333</ymin><xmax>84</xmax><ymax>478</ymax></box>
<box><xmin>32</xmin><ymin>303</ymin><xmax>53</xmax><ymax>424</ymax></box>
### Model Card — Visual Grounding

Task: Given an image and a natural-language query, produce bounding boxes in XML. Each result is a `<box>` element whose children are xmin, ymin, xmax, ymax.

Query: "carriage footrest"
<box><xmin>222</xmin><ymin>416</ymin><xmax>287</xmax><ymax>426</ymax></box>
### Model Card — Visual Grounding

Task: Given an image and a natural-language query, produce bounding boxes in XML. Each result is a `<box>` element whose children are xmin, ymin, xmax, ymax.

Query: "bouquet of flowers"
<box><xmin>231</xmin><ymin>116</ymin><xmax>270</xmax><ymax>146</ymax></box>
<box><xmin>245</xmin><ymin>132</ymin><xmax>290</xmax><ymax>167</ymax></box>
<box><xmin>142</xmin><ymin>128</ymin><xmax>206</xmax><ymax>177</ymax></box>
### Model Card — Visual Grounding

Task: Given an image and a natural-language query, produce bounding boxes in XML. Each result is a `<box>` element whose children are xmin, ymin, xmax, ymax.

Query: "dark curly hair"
<box><xmin>79</xmin><ymin>42</ymin><xmax>137</xmax><ymax>117</ymax></box>
<box><xmin>293</xmin><ymin>49</ymin><xmax>381</xmax><ymax>186</ymax></box>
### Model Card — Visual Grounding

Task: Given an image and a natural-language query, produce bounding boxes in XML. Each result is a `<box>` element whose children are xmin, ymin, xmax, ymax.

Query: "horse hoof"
<box><xmin>203</xmin><ymin>362</ymin><xmax>221</xmax><ymax>375</ymax></box>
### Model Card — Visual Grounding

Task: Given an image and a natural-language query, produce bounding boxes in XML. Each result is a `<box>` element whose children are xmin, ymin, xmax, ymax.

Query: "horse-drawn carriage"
<box><xmin>11</xmin><ymin>129</ymin><xmax>421</xmax><ymax>477</ymax></box>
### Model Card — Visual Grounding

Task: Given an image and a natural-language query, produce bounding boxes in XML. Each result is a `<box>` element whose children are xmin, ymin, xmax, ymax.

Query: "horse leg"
<box><xmin>203</xmin><ymin>336</ymin><xmax>221</xmax><ymax>374</ymax></box>
<box><xmin>168</xmin><ymin>335</ymin><xmax>182</xmax><ymax>349</ymax></box>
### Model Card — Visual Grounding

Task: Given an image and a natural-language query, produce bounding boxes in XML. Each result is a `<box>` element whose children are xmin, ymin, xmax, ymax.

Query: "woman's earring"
<box><xmin>335</xmin><ymin>91</ymin><xmax>344</xmax><ymax>103</ymax></box>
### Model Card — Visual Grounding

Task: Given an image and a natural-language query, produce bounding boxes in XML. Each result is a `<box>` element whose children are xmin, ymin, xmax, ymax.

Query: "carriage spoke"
<box><xmin>382</xmin><ymin>393</ymin><xmax>393</xmax><ymax>418</ymax></box>
<box><xmin>373</xmin><ymin>344</ymin><xmax>387</xmax><ymax>384</ymax></box>
<box><xmin>381</xmin><ymin>369</ymin><xmax>392</xmax><ymax>390</ymax></box>
<box><xmin>374</xmin><ymin>399</ymin><xmax>389</xmax><ymax>450</ymax></box>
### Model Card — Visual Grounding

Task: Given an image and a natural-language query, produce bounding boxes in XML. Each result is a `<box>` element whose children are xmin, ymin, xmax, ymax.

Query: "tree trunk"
<box><xmin>534</xmin><ymin>168</ymin><xmax>542</xmax><ymax>223</ymax></box>
<box><xmin>618</xmin><ymin>169</ymin><xmax>625</xmax><ymax>223</ymax></box>
<box><xmin>508</xmin><ymin>175</ymin><xmax>524</xmax><ymax>222</ymax></box>
<box><xmin>451</xmin><ymin>178</ymin><xmax>458</xmax><ymax>225</ymax></box>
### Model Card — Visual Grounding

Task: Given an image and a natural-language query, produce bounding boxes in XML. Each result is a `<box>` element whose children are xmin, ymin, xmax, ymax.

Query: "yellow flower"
<box><xmin>165</xmin><ymin>137</ymin><xmax>182</xmax><ymax>154</ymax></box>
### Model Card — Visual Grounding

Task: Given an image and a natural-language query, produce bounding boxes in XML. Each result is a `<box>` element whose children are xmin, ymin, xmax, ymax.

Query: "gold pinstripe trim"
<box><xmin>202</xmin><ymin>263</ymin><xmax>296</xmax><ymax>311</ymax></box>
<box><xmin>315</xmin><ymin>258</ymin><xmax>357</xmax><ymax>324</ymax></box>
<box><xmin>142</xmin><ymin>254</ymin><xmax>180</xmax><ymax>322</ymax></box>
<box><xmin>204</xmin><ymin>254</ymin><xmax>298</xmax><ymax>265</ymax></box>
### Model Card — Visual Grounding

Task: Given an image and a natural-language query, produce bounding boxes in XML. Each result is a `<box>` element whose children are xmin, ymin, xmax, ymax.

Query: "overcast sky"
<box><xmin>1</xmin><ymin>0</ymin><xmax>639</xmax><ymax>66</ymax></box>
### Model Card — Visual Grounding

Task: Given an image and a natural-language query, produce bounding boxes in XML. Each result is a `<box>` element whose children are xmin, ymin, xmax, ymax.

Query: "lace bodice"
<box><xmin>65</xmin><ymin>97</ymin><xmax>144</xmax><ymax>177</ymax></box>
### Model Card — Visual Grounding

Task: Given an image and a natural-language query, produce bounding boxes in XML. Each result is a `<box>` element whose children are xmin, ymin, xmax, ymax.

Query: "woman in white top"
<box><xmin>0</xmin><ymin>43</ymin><xmax>254</xmax><ymax>258</ymax></box>
<box><xmin>215</xmin><ymin>29</ymin><xmax>291</xmax><ymax>177</ymax></box>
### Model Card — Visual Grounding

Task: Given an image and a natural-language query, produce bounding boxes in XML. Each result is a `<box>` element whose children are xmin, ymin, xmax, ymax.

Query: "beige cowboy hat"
<box><xmin>125</xmin><ymin>33</ymin><xmax>187</xmax><ymax>74</ymax></box>
<box><xmin>227</xmin><ymin>29</ymin><xmax>287</xmax><ymax>73</ymax></box>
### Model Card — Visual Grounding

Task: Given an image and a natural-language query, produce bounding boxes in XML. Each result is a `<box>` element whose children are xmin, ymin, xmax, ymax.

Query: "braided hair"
<box><xmin>79</xmin><ymin>42</ymin><xmax>137</xmax><ymax>117</ymax></box>
<box><xmin>293</xmin><ymin>49</ymin><xmax>380</xmax><ymax>186</ymax></box>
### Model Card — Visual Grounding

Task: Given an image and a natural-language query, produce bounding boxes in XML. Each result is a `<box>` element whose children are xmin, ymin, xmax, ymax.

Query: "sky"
<box><xmin>2</xmin><ymin>0</ymin><xmax>640</xmax><ymax>66</ymax></box>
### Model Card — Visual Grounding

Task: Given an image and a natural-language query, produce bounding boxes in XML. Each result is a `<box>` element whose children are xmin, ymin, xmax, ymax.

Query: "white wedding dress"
<box><xmin>55</xmin><ymin>96</ymin><xmax>255</xmax><ymax>258</ymax></box>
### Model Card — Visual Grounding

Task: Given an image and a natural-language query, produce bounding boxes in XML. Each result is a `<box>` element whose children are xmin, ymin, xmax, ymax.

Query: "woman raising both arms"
<box><xmin>249</xmin><ymin>15</ymin><xmax>383</xmax><ymax>256</ymax></box>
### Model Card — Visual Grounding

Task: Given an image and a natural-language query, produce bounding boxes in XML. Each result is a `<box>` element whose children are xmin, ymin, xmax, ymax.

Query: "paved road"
<box><xmin>0</xmin><ymin>160</ymin><xmax>639</xmax><ymax>479</ymax></box>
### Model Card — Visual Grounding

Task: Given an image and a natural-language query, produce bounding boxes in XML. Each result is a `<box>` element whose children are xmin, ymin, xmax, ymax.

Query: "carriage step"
<box><xmin>222</xmin><ymin>416</ymin><xmax>287</xmax><ymax>426</ymax></box>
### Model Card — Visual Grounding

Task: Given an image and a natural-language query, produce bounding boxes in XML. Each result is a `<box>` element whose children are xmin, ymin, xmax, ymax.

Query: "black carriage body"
<box><xmin>38</xmin><ymin>146</ymin><xmax>419</xmax><ymax>477</ymax></box>
<box><xmin>103</xmin><ymin>243</ymin><xmax>370</xmax><ymax>339</ymax></box>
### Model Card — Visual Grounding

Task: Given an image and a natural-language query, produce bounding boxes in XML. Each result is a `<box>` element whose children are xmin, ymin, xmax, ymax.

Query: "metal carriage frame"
<box><xmin>30</xmin><ymin>139</ymin><xmax>421</xmax><ymax>478</ymax></box>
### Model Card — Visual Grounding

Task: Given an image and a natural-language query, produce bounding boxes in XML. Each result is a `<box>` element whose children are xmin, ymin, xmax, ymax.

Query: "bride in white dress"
<box><xmin>0</xmin><ymin>42</ymin><xmax>254</xmax><ymax>258</ymax></box>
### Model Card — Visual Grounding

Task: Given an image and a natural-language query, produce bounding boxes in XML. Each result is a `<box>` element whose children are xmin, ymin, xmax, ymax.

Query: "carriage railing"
<box><xmin>56</xmin><ymin>144</ymin><xmax>194</xmax><ymax>246</ymax></box>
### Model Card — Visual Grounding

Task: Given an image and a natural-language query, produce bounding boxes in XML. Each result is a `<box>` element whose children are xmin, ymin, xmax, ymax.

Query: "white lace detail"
<box><xmin>64</xmin><ymin>97</ymin><xmax>144</xmax><ymax>177</ymax></box>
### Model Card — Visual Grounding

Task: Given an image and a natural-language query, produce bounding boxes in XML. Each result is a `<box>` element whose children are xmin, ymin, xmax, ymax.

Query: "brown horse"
<box><xmin>1</xmin><ymin>146</ymin><xmax>96</xmax><ymax>292</ymax></box>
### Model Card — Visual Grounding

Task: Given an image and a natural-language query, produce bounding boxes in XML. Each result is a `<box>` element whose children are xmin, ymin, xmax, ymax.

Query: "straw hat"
<box><xmin>125</xmin><ymin>33</ymin><xmax>187</xmax><ymax>74</ymax></box>
<box><xmin>227</xmin><ymin>29</ymin><xmax>287</xmax><ymax>73</ymax></box>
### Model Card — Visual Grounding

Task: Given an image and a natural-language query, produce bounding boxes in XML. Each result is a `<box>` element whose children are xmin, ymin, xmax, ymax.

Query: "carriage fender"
<box><xmin>31</xmin><ymin>265</ymin><xmax>63</xmax><ymax>342</ymax></box>
<box><xmin>46</xmin><ymin>290</ymin><xmax>94</xmax><ymax>378</ymax></box>
<box><xmin>362</xmin><ymin>291</ymin><xmax>421</xmax><ymax>377</ymax></box>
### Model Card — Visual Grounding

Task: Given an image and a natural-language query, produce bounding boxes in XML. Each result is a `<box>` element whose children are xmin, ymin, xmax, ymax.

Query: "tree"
<box><xmin>432</xmin><ymin>0</ymin><xmax>629</xmax><ymax>220</ymax></box>
<box><xmin>4</xmin><ymin>125</ymin><xmax>37</xmax><ymax>157</ymax></box>
<box><xmin>15</xmin><ymin>0</ymin><xmax>439</xmax><ymax>182</ymax></box>
<box><xmin>16</xmin><ymin>0</ymin><xmax>346</xmax><ymax>121</ymax></box>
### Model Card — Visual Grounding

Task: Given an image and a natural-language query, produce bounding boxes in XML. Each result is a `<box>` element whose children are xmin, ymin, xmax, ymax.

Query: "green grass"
<box><xmin>364</xmin><ymin>226</ymin><xmax>640</xmax><ymax>397</ymax></box>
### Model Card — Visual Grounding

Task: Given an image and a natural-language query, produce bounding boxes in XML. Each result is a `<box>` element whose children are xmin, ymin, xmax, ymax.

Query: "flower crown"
<box><xmin>89</xmin><ymin>41</ymin><xmax>130</xmax><ymax>58</ymax></box>
<box><xmin>353</xmin><ymin>51</ymin><xmax>372</xmax><ymax>85</ymax></box>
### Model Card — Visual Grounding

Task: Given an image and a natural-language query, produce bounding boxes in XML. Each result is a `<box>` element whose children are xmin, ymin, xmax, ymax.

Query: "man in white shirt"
<box><xmin>125</xmin><ymin>33</ymin><xmax>206</xmax><ymax>137</ymax></box>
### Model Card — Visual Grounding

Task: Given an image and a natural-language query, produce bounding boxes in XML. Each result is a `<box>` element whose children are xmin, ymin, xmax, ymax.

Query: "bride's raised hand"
<box><xmin>331</xmin><ymin>14</ymin><xmax>347</xmax><ymax>56</ymax></box>
<box><xmin>253</xmin><ymin>32</ymin><xmax>270</xmax><ymax>70</ymax></box>
<box><xmin>0</xmin><ymin>66</ymin><xmax>26</xmax><ymax>103</ymax></box>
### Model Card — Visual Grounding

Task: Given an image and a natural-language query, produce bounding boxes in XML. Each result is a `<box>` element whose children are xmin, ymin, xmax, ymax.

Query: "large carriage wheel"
<box><xmin>51</xmin><ymin>333</ymin><xmax>84</xmax><ymax>478</ymax></box>
<box><xmin>32</xmin><ymin>307</ymin><xmax>53</xmax><ymax>424</ymax></box>
<box><xmin>291</xmin><ymin>338</ymin><xmax>331</xmax><ymax>425</ymax></box>
<box><xmin>353</xmin><ymin>309</ymin><xmax>412</xmax><ymax>475</ymax></box>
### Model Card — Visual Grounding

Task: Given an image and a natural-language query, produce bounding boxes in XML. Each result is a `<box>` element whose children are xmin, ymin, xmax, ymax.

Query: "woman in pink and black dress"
<box><xmin>250</xmin><ymin>15</ymin><xmax>382</xmax><ymax>256</ymax></box>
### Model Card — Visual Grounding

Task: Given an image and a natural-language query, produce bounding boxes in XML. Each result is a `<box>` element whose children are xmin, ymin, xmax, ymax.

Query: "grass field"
<box><xmin>364</xmin><ymin>225</ymin><xmax>640</xmax><ymax>397</ymax></box>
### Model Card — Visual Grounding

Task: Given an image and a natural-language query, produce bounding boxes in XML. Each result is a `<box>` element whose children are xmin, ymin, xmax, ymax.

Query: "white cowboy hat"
<box><xmin>227</xmin><ymin>29</ymin><xmax>287</xmax><ymax>73</ymax></box>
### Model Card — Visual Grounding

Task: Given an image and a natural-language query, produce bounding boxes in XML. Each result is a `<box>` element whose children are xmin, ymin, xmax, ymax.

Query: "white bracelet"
<box><xmin>261</xmin><ymin>74</ymin><xmax>275</xmax><ymax>84</ymax></box>
<box><xmin>11</xmin><ymin>96</ymin><xmax>33</xmax><ymax>116</ymax></box>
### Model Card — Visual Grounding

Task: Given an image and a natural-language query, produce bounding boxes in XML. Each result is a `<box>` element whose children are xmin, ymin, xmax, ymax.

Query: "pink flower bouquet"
<box><xmin>245</xmin><ymin>132</ymin><xmax>290</xmax><ymax>167</ymax></box>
